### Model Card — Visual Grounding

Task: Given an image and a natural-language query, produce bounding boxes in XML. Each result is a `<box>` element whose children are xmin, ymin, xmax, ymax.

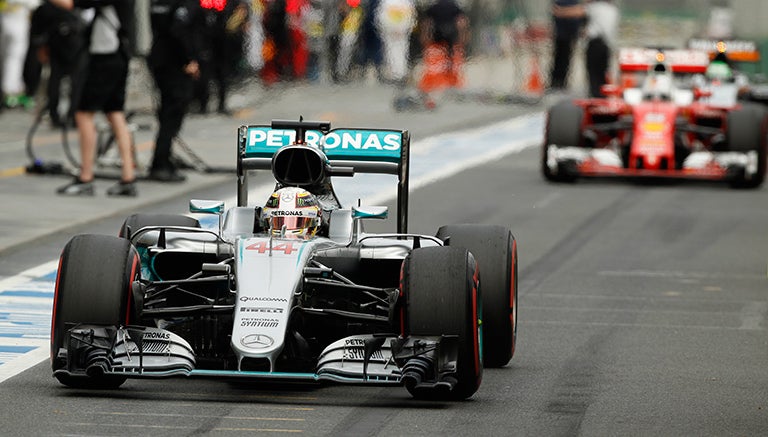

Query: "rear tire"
<box><xmin>543</xmin><ymin>101</ymin><xmax>583</xmax><ymax>182</ymax></box>
<box><xmin>437</xmin><ymin>225</ymin><xmax>517</xmax><ymax>367</ymax></box>
<box><xmin>401</xmin><ymin>247</ymin><xmax>482</xmax><ymax>400</ymax></box>
<box><xmin>51</xmin><ymin>234</ymin><xmax>140</xmax><ymax>389</ymax></box>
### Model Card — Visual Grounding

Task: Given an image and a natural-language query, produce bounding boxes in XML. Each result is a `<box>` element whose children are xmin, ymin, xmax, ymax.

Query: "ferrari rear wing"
<box><xmin>618</xmin><ymin>47</ymin><xmax>709</xmax><ymax>74</ymax></box>
<box><xmin>236</xmin><ymin>120</ymin><xmax>411</xmax><ymax>233</ymax></box>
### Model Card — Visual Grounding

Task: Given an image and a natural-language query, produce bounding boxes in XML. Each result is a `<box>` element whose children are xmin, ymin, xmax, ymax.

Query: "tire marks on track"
<box><xmin>519</xmin><ymin>188</ymin><xmax>647</xmax><ymax>295</ymax></box>
<box><xmin>519</xmin><ymin>188</ymin><xmax>648</xmax><ymax>435</ymax></box>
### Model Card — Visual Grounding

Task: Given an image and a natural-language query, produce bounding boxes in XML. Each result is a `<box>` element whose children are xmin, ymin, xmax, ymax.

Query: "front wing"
<box><xmin>545</xmin><ymin>145</ymin><xmax>759</xmax><ymax>182</ymax></box>
<box><xmin>53</xmin><ymin>325</ymin><xmax>455</xmax><ymax>387</ymax></box>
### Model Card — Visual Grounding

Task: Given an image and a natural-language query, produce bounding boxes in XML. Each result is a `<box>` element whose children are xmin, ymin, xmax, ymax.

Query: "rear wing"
<box><xmin>619</xmin><ymin>48</ymin><xmax>710</xmax><ymax>74</ymax></box>
<box><xmin>236</xmin><ymin>120</ymin><xmax>411</xmax><ymax>233</ymax></box>
<box><xmin>687</xmin><ymin>38</ymin><xmax>760</xmax><ymax>63</ymax></box>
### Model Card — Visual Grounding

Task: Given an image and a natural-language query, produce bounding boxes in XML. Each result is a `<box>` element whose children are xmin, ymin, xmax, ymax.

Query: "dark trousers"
<box><xmin>550</xmin><ymin>35</ymin><xmax>576</xmax><ymax>90</ymax></box>
<box><xmin>586</xmin><ymin>37</ymin><xmax>609</xmax><ymax>98</ymax></box>
<box><xmin>47</xmin><ymin>59</ymin><xmax>75</xmax><ymax>123</ymax></box>
<box><xmin>194</xmin><ymin>58</ymin><xmax>230</xmax><ymax>112</ymax></box>
<box><xmin>150</xmin><ymin>65</ymin><xmax>194</xmax><ymax>172</ymax></box>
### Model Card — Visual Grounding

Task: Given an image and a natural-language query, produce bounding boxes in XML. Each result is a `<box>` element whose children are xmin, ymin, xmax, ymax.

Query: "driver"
<box><xmin>261</xmin><ymin>187</ymin><xmax>322</xmax><ymax>239</ymax></box>
<box><xmin>706</xmin><ymin>49</ymin><xmax>734</xmax><ymax>82</ymax></box>
<box><xmin>642</xmin><ymin>54</ymin><xmax>674</xmax><ymax>100</ymax></box>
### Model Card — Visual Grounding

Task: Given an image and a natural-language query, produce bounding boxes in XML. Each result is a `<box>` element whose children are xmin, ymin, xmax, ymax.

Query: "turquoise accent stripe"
<box><xmin>296</xmin><ymin>241</ymin><xmax>309</xmax><ymax>267</ymax></box>
<box><xmin>191</xmin><ymin>369</ymin><xmax>320</xmax><ymax>380</ymax></box>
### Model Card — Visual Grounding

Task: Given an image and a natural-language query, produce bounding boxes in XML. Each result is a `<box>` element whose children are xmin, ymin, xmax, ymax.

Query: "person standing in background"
<box><xmin>27</xmin><ymin>0</ymin><xmax>86</xmax><ymax>127</ymax></box>
<box><xmin>554</xmin><ymin>0</ymin><xmax>619</xmax><ymax>98</ymax></box>
<box><xmin>147</xmin><ymin>0</ymin><xmax>202</xmax><ymax>182</ymax></box>
<box><xmin>417</xmin><ymin>0</ymin><xmax>468</xmax><ymax>94</ymax></box>
<box><xmin>1</xmin><ymin>0</ymin><xmax>40</xmax><ymax>109</ymax></box>
<box><xmin>52</xmin><ymin>0</ymin><xmax>137</xmax><ymax>197</ymax></box>
<box><xmin>549</xmin><ymin>0</ymin><xmax>583</xmax><ymax>92</ymax></box>
<box><xmin>375</xmin><ymin>0</ymin><xmax>415</xmax><ymax>86</ymax></box>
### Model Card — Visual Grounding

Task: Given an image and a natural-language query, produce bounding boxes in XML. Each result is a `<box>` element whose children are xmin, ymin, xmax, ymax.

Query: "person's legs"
<box><xmin>1</xmin><ymin>10</ymin><xmax>32</xmax><ymax>107</ymax></box>
<box><xmin>47</xmin><ymin>60</ymin><xmax>64</xmax><ymax>124</ymax></box>
<box><xmin>104</xmin><ymin>111</ymin><xmax>137</xmax><ymax>196</ymax></box>
<box><xmin>586</xmin><ymin>37</ymin><xmax>609</xmax><ymax>98</ymax></box>
<box><xmin>105</xmin><ymin>111</ymin><xmax>135</xmax><ymax>182</ymax></box>
<box><xmin>75</xmin><ymin>111</ymin><xmax>97</xmax><ymax>181</ymax></box>
<box><xmin>57</xmin><ymin>110</ymin><xmax>96</xmax><ymax>195</ymax></box>
<box><xmin>150</xmin><ymin>67</ymin><xmax>190</xmax><ymax>181</ymax></box>
<box><xmin>550</xmin><ymin>35</ymin><xmax>574</xmax><ymax>90</ymax></box>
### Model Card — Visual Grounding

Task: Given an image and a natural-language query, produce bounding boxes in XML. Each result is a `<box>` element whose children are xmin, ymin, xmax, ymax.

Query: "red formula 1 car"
<box><xmin>542</xmin><ymin>48</ymin><xmax>767</xmax><ymax>188</ymax></box>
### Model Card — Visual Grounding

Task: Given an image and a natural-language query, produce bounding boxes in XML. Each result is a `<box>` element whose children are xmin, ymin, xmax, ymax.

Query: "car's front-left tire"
<box><xmin>51</xmin><ymin>234</ymin><xmax>140</xmax><ymax>389</ymax></box>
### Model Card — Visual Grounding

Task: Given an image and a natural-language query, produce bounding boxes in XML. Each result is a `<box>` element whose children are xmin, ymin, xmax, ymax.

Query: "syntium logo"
<box><xmin>240</xmin><ymin>318</ymin><xmax>279</xmax><ymax>328</ymax></box>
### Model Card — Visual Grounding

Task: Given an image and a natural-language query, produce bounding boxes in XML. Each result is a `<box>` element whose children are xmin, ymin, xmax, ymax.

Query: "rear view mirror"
<box><xmin>352</xmin><ymin>205</ymin><xmax>388</xmax><ymax>220</ymax></box>
<box><xmin>693</xmin><ymin>87</ymin><xmax>713</xmax><ymax>100</ymax></box>
<box><xmin>189</xmin><ymin>199</ymin><xmax>224</xmax><ymax>215</ymax></box>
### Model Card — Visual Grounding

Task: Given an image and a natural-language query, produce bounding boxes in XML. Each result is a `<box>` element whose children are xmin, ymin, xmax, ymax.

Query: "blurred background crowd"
<box><xmin>1</xmin><ymin>0</ymin><xmax>768</xmax><ymax>120</ymax></box>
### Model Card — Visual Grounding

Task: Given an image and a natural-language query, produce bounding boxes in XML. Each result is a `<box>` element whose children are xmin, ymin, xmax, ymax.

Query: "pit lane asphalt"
<box><xmin>0</xmin><ymin>57</ymin><xmax>541</xmax><ymax>262</ymax></box>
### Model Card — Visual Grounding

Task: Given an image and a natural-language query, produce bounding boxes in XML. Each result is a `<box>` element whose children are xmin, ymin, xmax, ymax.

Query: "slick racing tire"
<box><xmin>401</xmin><ymin>247</ymin><xmax>482</xmax><ymax>400</ymax></box>
<box><xmin>726</xmin><ymin>104</ymin><xmax>767</xmax><ymax>189</ymax></box>
<box><xmin>542</xmin><ymin>101</ymin><xmax>583</xmax><ymax>182</ymax></box>
<box><xmin>119</xmin><ymin>213</ymin><xmax>201</xmax><ymax>239</ymax></box>
<box><xmin>51</xmin><ymin>234</ymin><xmax>140</xmax><ymax>389</ymax></box>
<box><xmin>437</xmin><ymin>225</ymin><xmax>517</xmax><ymax>368</ymax></box>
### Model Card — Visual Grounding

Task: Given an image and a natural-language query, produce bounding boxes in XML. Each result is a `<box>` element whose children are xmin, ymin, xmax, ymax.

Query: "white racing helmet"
<box><xmin>262</xmin><ymin>187</ymin><xmax>321</xmax><ymax>239</ymax></box>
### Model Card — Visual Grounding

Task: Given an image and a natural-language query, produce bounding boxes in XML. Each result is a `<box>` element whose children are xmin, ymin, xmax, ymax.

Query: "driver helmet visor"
<box><xmin>269</xmin><ymin>216</ymin><xmax>315</xmax><ymax>234</ymax></box>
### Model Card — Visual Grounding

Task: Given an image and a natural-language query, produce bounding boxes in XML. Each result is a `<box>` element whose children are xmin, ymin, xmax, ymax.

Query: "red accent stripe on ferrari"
<box><xmin>621</xmin><ymin>64</ymin><xmax>707</xmax><ymax>74</ymax></box>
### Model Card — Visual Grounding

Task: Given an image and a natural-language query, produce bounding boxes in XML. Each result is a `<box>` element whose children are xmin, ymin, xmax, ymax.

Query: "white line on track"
<box><xmin>0</xmin><ymin>113</ymin><xmax>544</xmax><ymax>383</ymax></box>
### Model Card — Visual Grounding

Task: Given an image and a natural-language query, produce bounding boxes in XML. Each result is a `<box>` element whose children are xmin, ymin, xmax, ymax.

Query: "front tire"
<box><xmin>51</xmin><ymin>234</ymin><xmax>140</xmax><ymax>389</ymax></box>
<box><xmin>401</xmin><ymin>247</ymin><xmax>482</xmax><ymax>400</ymax></box>
<box><xmin>437</xmin><ymin>225</ymin><xmax>517</xmax><ymax>367</ymax></box>
<box><xmin>727</xmin><ymin>104</ymin><xmax>766</xmax><ymax>189</ymax></box>
<box><xmin>543</xmin><ymin>101</ymin><xmax>583</xmax><ymax>182</ymax></box>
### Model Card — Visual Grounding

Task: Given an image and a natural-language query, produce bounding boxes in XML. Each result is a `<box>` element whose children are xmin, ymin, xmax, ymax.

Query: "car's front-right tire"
<box><xmin>51</xmin><ymin>234</ymin><xmax>139</xmax><ymax>389</ymax></box>
<box><xmin>400</xmin><ymin>246</ymin><xmax>482</xmax><ymax>400</ymax></box>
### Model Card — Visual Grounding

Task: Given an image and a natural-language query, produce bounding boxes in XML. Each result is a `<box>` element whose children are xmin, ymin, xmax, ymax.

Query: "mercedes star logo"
<box><xmin>241</xmin><ymin>334</ymin><xmax>274</xmax><ymax>349</ymax></box>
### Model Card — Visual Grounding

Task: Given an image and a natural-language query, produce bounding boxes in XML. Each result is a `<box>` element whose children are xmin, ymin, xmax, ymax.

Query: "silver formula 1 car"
<box><xmin>51</xmin><ymin>119</ymin><xmax>518</xmax><ymax>400</ymax></box>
